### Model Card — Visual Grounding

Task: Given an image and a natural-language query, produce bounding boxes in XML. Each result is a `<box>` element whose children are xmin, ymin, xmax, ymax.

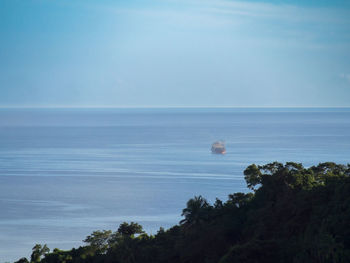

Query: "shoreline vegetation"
<box><xmin>15</xmin><ymin>162</ymin><xmax>350</xmax><ymax>263</ymax></box>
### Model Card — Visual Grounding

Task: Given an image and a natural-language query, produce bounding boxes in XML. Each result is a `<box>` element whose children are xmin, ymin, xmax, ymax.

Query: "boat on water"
<box><xmin>211</xmin><ymin>141</ymin><xmax>226</xmax><ymax>154</ymax></box>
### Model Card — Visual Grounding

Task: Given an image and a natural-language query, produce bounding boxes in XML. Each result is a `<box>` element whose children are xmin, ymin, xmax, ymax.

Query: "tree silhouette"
<box><xmin>118</xmin><ymin>222</ymin><xmax>144</xmax><ymax>237</ymax></box>
<box><xmin>14</xmin><ymin>258</ymin><xmax>29</xmax><ymax>263</ymax></box>
<box><xmin>83</xmin><ymin>230</ymin><xmax>112</xmax><ymax>254</ymax></box>
<box><xmin>180</xmin><ymin>195</ymin><xmax>211</xmax><ymax>227</ymax></box>
<box><xmin>30</xmin><ymin>244</ymin><xmax>49</xmax><ymax>263</ymax></box>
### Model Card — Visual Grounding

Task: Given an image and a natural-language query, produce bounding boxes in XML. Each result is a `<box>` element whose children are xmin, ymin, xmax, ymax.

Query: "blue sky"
<box><xmin>0</xmin><ymin>0</ymin><xmax>349</xmax><ymax>107</ymax></box>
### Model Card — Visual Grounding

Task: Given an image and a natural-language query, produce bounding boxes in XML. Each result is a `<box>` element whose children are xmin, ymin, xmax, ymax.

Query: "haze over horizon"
<box><xmin>1</xmin><ymin>0</ymin><xmax>350</xmax><ymax>107</ymax></box>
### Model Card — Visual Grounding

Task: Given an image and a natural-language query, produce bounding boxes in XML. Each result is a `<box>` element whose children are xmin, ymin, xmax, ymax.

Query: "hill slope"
<box><xmin>16</xmin><ymin>162</ymin><xmax>350</xmax><ymax>263</ymax></box>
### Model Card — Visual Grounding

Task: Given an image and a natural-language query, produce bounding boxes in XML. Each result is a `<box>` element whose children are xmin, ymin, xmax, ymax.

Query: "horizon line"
<box><xmin>0</xmin><ymin>105</ymin><xmax>350</xmax><ymax>109</ymax></box>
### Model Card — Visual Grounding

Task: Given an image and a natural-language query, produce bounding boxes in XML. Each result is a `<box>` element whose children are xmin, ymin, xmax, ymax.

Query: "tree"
<box><xmin>227</xmin><ymin>192</ymin><xmax>253</xmax><ymax>208</ymax></box>
<box><xmin>14</xmin><ymin>258</ymin><xmax>29</xmax><ymax>263</ymax></box>
<box><xmin>244</xmin><ymin>164</ymin><xmax>262</xmax><ymax>190</ymax></box>
<box><xmin>30</xmin><ymin>244</ymin><xmax>50</xmax><ymax>263</ymax></box>
<box><xmin>83</xmin><ymin>230</ymin><xmax>112</xmax><ymax>254</ymax></box>
<box><xmin>180</xmin><ymin>195</ymin><xmax>211</xmax><ymax>227</ymax></box>
<box><xmin>117</xmin><ymin>222</ymin><xmax>144</xmax><ymax>237</ymax></box>
<box><xmin>214</xmin><ymin>198</ymin><xmax>224</xmax><ymax>209</ymax></box>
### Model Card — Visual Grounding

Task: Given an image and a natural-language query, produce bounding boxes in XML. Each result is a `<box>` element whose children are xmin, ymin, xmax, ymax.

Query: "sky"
<box><xmin>0</xmin><ymin>0</ymin><xmax>350</xmax><ymax>107</ymax></box>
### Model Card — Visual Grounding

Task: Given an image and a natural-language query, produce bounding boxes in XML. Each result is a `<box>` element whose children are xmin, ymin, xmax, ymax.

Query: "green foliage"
<box><xmin>30</xmin><ymin>244</ymin><xmax>50</xmax><ymax>263</ymax></box>
<box><xmin>117</xmin><ymin>222</ymin><xmax>144</xmax><ymax>237</ymax></box>
<box><xmin>83</xmin><ymin>230</ymin><xmax>112</xmax><ymax>254</ymax></box>
<box><xmin>227</xmin><ymin>192</ymin><xmax>253</xmax><ymax>208</ymax></box>
<box><xmin>14</xmin><ymin>258</ymin><xmax>29</xmax><ymax>263</ymax></box>
<box><xmin>243</xmin><ymin>164</ymin><xmax>262</xmax><ymax>190</ymax></box>
<box><xmin>41</xmin><ymin>249</ymin><xmax>72</xmax><ymax>263</ymax></box>
<box><xmin>16</xmin><ymin>162</ymin><xmax>350</xmax><ymax>263</ymax></box>
<box><xmin>180</xmin><ymin>195</ymin><xmax>212</xmax><ymax>227</ymax></box>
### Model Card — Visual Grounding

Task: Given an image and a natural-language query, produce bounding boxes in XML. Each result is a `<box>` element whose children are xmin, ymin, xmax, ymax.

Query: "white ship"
<box><xmin>211</xmin><ymin>141</ymin><xmax>226</xmax><ymax>154</ymax></box>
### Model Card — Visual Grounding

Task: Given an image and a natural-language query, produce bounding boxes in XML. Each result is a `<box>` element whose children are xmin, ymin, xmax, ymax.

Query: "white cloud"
<box><xmin>154</xmin><ymin>0</ymin><xmax>350</xmax><ymax>25</ymax></box>
<box><xmin>62</xmin><ymin>0</ymin><xmax>350</xmax><ymax>43</ymax></box>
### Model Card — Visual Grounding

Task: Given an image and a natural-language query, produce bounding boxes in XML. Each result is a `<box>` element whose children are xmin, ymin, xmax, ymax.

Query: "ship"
<box><xmin>211</xmin><ymin>141</ymin><xmax>226</xmax><ymax>154</ymax></box>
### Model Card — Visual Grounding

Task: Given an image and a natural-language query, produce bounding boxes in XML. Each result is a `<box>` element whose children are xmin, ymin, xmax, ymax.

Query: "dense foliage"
<box><xmin>16</xmin><ymin>162</ymin><xmax>350</xmax><ymax>263</ymax></box>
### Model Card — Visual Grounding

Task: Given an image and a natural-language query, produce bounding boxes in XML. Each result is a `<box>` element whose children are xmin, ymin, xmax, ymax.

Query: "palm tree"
<box><xmin>180</xmin><ymin>195</ymin><xmax>211</xmax><ymax>227</ymax></box>
<box><xmin>30</xmin><ymin>244</ymin><xmax>50</xmax><ymax>263</ymax></box>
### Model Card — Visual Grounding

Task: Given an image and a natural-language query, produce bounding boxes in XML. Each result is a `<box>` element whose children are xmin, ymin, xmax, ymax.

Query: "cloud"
<box><xmin>202</xmin><ymin>0</ymin><xmax>350</xmax><ymax>22</ymax></box>
<box><xmin>129</xmin><ymin>0</ymin><xmax>350</xmax><ymax>24</ymax></box>
<box><xmin>75</xmin><ymin>0</ymin><xmax>350</xmax><ymax>25</ymax></box>
<box><xmin>97</xmin><ymin>0</ymin><xmax>350</xmax><ymax>48</ymax></box>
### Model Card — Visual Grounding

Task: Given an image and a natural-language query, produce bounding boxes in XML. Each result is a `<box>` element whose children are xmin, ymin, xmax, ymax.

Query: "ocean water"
<box><xmin>0</xmin><ymin>108</ymin><xmax>349</xmax><ymax>262</ymax></box>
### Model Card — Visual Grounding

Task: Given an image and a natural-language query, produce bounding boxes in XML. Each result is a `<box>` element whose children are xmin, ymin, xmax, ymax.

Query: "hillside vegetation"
<box><xmin>16</xmin><ymin>162</ymin><xmax>350</xmax><ymax>263</ymax></box>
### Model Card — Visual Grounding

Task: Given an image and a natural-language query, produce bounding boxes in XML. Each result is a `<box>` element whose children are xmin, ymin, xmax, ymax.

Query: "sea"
<box><xmin>0</xmin><ymin>108</ymin><xmax>349</xmax><ymax>262</ymax></box>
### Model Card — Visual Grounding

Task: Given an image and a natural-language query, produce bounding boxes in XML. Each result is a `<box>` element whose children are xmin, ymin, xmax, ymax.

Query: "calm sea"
<box><xmin>0</xmin><ymin>108</ymin><xmax>349</xmax><ymax>262</ymax></box>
